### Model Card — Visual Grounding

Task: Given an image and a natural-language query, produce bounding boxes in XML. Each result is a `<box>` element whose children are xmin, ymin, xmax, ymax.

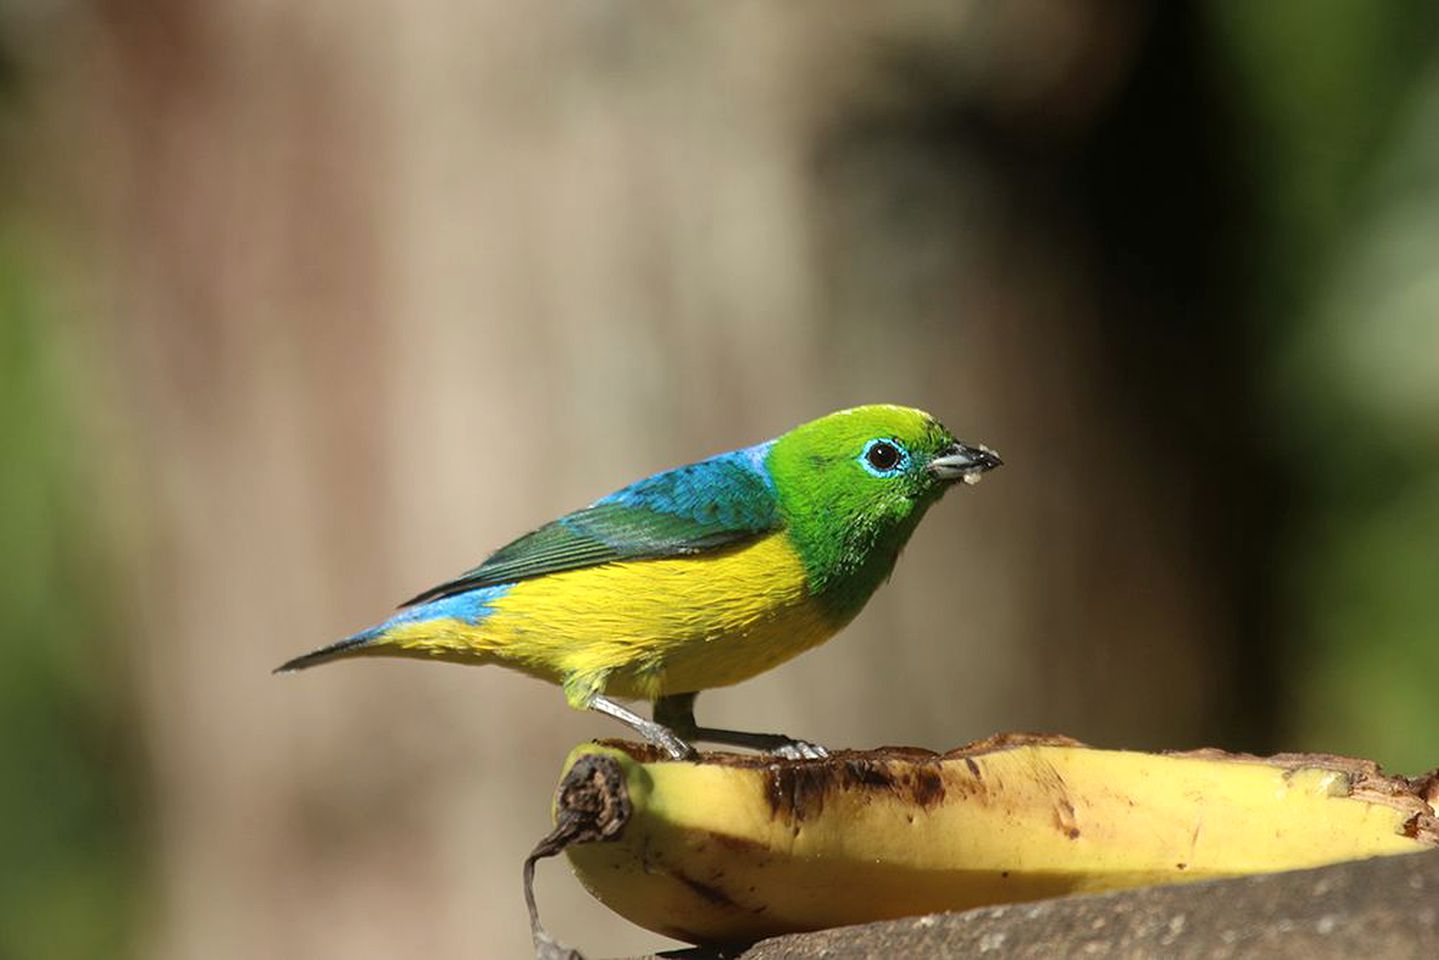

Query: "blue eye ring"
<box><xmin>859</xmin><ymin>438</ymin><xmax>910</xmax><ymax>477</ymax></box>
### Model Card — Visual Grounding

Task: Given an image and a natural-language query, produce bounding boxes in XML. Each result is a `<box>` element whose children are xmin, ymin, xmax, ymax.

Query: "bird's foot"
<box><xmin>588</xmin><ymin>693</ymin><xmax>697</xmax><ymax>760</ymax></box>
<box><xmin>648</xmin><ymin>694</ymin><xmax>827</xmax><ymax>759</ymax></box>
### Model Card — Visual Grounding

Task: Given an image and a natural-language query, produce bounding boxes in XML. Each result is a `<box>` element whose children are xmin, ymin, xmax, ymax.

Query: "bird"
<box><xmin>277</xmin><ymin>404</ymin><xmax>1000</xmax><ymax>758</ymax></box>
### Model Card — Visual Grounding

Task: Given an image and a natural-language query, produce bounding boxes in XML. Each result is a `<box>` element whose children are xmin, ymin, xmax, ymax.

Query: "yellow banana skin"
<box><xmin>555</xmin><ymin>736</ymin><xmax>1439</xmax><ymax>944</ymax></box>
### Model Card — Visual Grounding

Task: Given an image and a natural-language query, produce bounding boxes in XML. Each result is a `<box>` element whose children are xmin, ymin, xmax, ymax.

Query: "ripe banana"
<box><xmin>541</xmin><ymin>735</ymin><xmax>1437</xmax><ymax>944</ymax></box>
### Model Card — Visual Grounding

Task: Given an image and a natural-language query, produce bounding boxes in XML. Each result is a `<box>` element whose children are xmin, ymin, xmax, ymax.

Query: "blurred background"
<box><xmin>2</xmin><ymin>1</ymin><xmax>1438</xmax><ymax>957</ymax></box>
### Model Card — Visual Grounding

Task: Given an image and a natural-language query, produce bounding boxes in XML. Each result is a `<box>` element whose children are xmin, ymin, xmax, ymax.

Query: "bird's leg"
<box><xmin>588</xmin><ymin>694</ymin><xmax>696</xmax><ymax>760</ymax></box>
<box><xmin>653</xmin><ymin>692</ymin><xmax>829</xmax><ymax>760</ymax></box>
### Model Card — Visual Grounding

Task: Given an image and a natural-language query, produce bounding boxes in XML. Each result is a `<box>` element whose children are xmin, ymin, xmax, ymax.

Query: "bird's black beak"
<box><xmin>927</xmin><ymin>441</ymin><xmax>1003</xmax><ymax>483</ymax></box>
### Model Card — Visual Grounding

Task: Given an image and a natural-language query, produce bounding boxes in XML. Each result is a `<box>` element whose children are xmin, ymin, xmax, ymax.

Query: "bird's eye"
<box><xmin>863</xmin><ymin>439</ymin><xmax>903</xmax><ymax>474</ymax></box>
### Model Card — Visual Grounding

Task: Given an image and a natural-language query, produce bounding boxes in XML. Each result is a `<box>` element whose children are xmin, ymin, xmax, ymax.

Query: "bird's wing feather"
<box><xmin>400</xmin><ymin>444</ymin><xmax>780</xmax><ymax>606</ymax></box>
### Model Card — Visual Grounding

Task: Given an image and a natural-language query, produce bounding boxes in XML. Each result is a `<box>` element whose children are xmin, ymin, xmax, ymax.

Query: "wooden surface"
<box><xmin>633</xmin><ymin>851</ymin><xmax>1439</xmax><ymax>960</ymax></box>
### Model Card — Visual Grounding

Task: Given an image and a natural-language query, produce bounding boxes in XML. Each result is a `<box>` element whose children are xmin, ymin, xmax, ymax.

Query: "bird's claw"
<box><xmin>533</xmin><ymin>931</ymin><xmax>587</xmax><ymax>960</ymax></box>
<box><xmin>771</xmin><ymin>738</ymin><xmax>829</xmax><ymax>760</ymax></box>
<box><xmin>652</xmin><ymin>728</ymin><xmax>698</xmax><ymax>761</ymax></box>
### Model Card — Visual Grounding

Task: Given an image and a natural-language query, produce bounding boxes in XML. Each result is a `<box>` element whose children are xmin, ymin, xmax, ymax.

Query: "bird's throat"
<box><xmin>797</xmin><ymin>500</ymin><xmax>935</xmax><ymax>626</ymax></box>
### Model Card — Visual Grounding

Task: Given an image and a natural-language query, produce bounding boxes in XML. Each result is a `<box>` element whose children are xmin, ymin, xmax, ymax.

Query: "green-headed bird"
<box><xmin>278</xmin><ymin>404</ymin><xmax>1000</xmax><ymax>758</ymax></box>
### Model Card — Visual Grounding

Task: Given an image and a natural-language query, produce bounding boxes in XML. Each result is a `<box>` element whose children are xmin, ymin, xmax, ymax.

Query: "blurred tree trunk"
<box><xmin>40</xmin><ymin>1</ymin><xmax>1274</xmax><ymax>956</ymax></box>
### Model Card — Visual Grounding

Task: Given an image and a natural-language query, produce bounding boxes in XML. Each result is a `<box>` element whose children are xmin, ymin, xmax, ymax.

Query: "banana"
<box><xmin>540</xmin><ymin>735</ymin><xmax>1438</xmax><ymax>945</ymax></box>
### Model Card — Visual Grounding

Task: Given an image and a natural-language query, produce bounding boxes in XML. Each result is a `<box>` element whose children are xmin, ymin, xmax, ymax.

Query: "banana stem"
<box><xmin>523</xmin><ymin>754</ymin><xmax>632</xmax><ymax>960</ymax></box>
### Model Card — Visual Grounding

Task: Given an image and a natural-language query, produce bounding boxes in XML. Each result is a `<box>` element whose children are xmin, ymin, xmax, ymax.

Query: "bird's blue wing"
<box><xmin>400</xmin><ymin>442</ymin><xmax>780</xmax><ymax>605</ymax></box>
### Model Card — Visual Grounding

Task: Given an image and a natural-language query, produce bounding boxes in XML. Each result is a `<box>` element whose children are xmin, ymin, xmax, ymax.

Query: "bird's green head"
<box><xmin>767</xmin><ymin>404</ymin><xmax>1000</xmax><ymax>613</ymax></box>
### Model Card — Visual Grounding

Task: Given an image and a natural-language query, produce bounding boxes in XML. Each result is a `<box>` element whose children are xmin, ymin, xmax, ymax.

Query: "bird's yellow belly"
<box><xmin>386</xmin><ymin>533</ymin><xmax>837</xmax><ymax>702</ymax></box>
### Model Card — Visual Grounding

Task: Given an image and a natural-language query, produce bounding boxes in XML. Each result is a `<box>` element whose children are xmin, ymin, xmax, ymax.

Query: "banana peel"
<box><xmin>528</xmin><ymin>735</ymin><xmax>1438</xmax><ymax>946</ymax></box>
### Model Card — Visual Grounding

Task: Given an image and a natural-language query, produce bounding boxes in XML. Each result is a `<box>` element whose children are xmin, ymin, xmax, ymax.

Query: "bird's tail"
<box><xmin>275</xmin><ymin>587</ymin><xmax>510</xmax><ymax>674</ymax></box>
<box><xmin>273</xmin><ymin>625</ymin><xmax>384</xmax><ymax>673</ymax></box>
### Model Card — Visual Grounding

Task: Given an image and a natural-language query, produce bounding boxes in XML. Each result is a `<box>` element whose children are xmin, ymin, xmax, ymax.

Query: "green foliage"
<box><xmin>1296</xmin><ymin>477</ymin><xmax>1439</xmax><ymax>771</ymax></box>
<box><xmin>1285</xmin><ymin>71</ymin><xmax>1439</xmax><ymax>771</ymax></box>
<box><xmin>0</xmin><ymin>239</ymin><xmax>143</xmax><ymax>960</ymax></box>
<box><xmin>1213</xmin><ymin>0</ymin><xmax>1438</xmax><ymax>255</ymax></box>
<box><xmin>1213</xmin><ymin>1</ymin><xmax>1439</xmax><ymax>771</ymax></box>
